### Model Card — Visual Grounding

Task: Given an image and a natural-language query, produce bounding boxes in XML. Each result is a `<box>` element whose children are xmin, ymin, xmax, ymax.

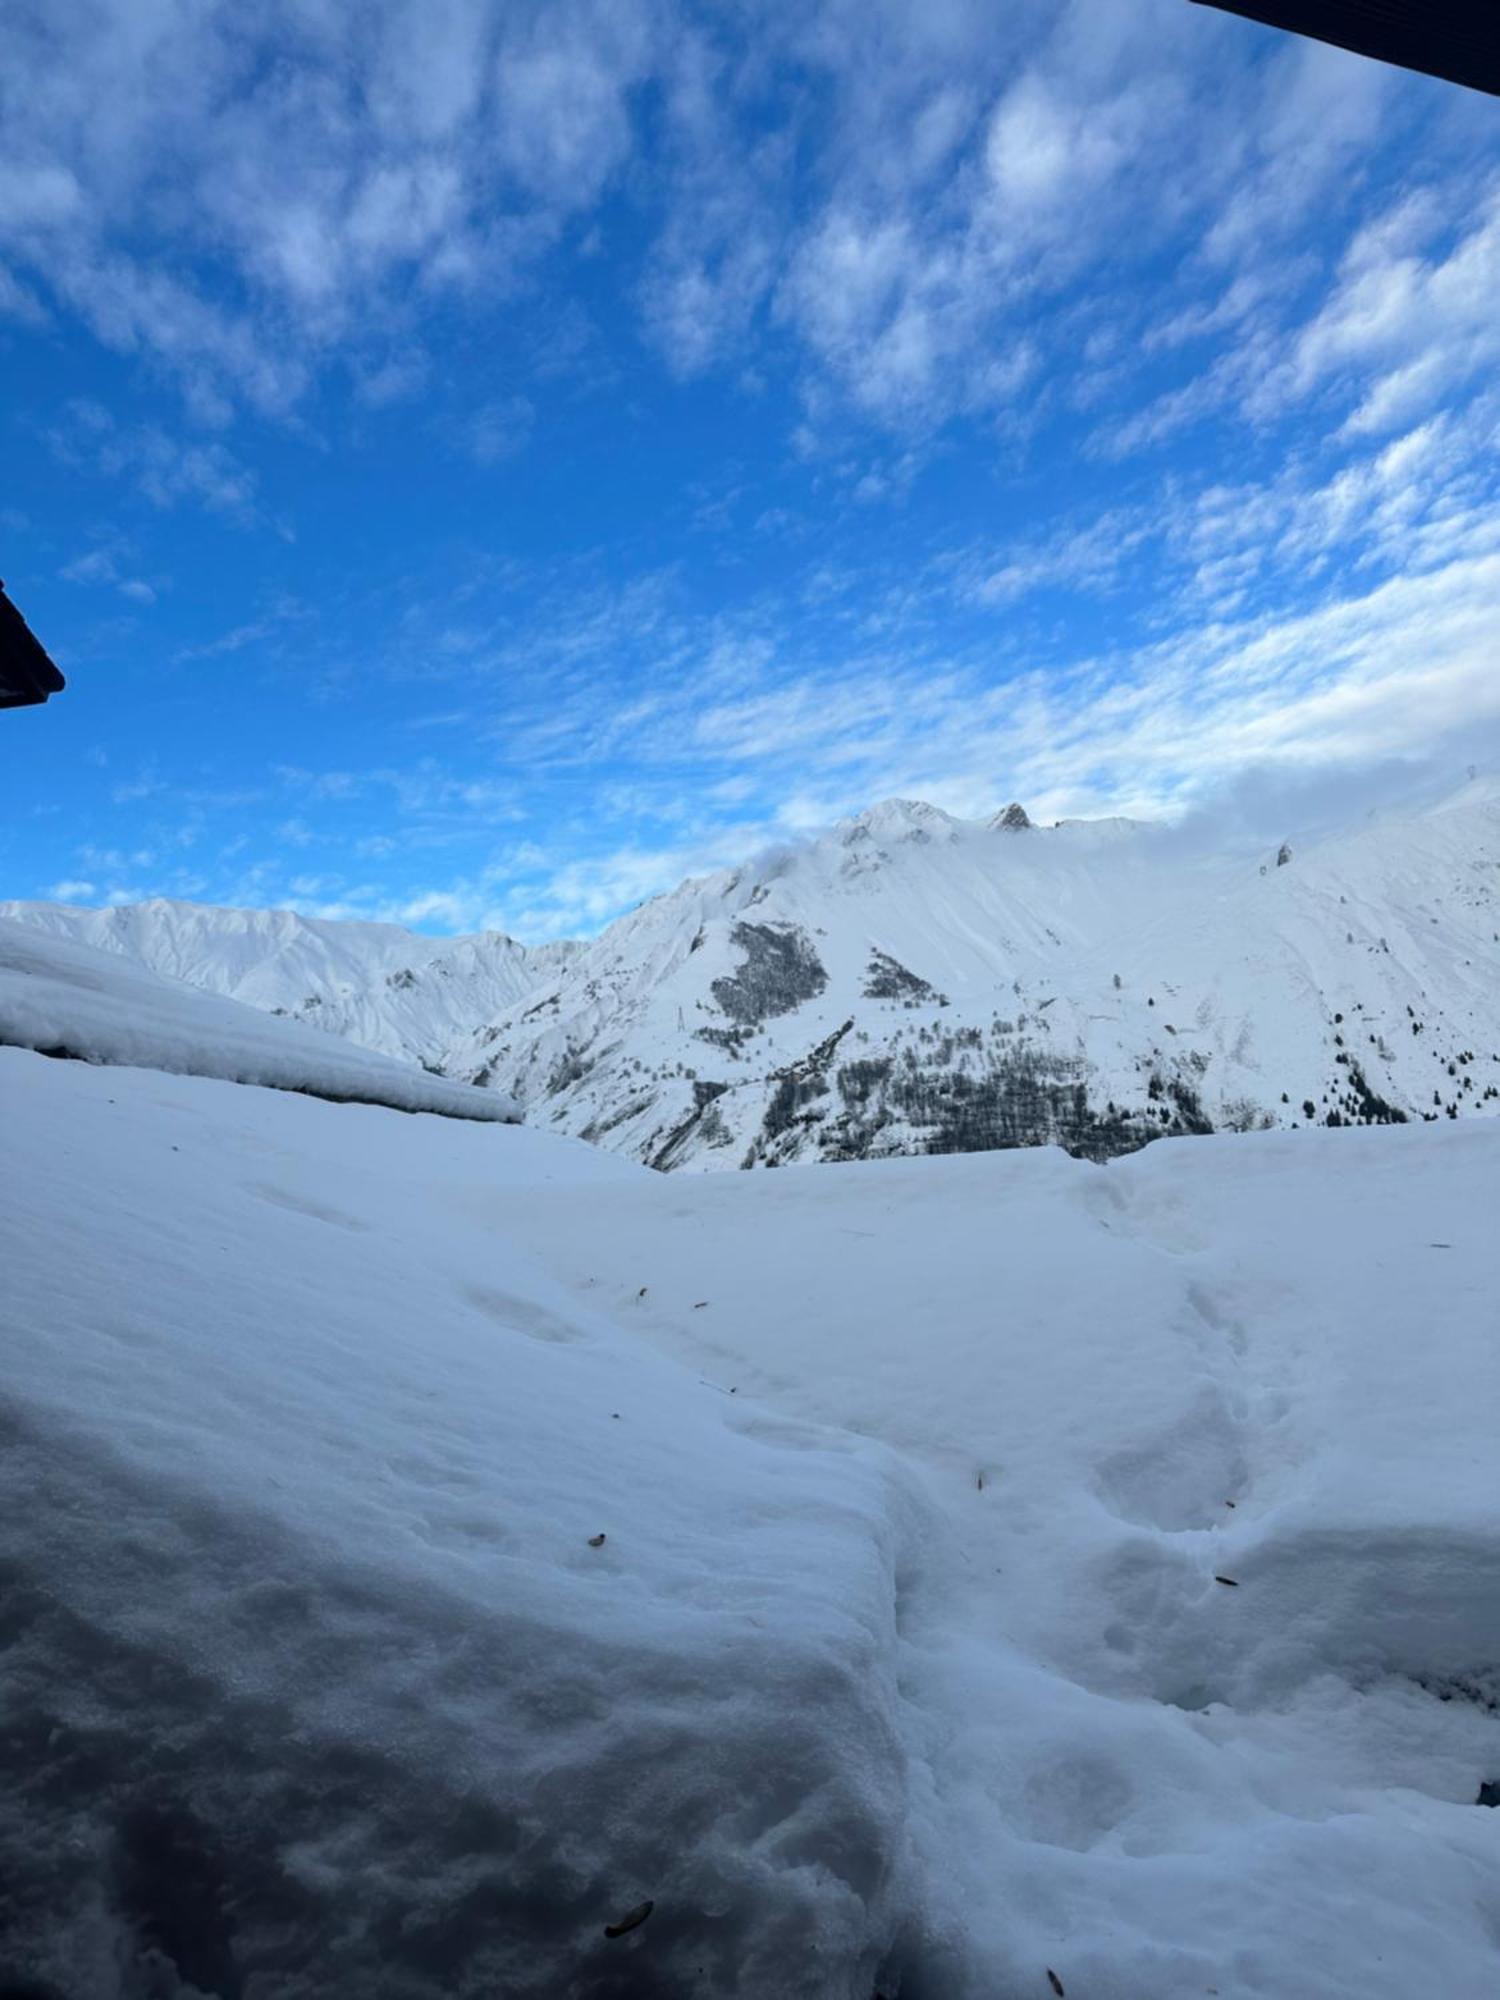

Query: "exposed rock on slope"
<box><xmin>445</xmin><ymin>791</ymin><xmax>1500</xmax><ymax>1170</ymax></box>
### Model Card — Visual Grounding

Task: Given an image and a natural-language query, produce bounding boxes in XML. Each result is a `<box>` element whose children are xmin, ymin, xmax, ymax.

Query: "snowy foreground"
<box><xmin>3</xmin><ymin>971</ymin><xmax>1500</xmax><ymax>1994</ymax></box>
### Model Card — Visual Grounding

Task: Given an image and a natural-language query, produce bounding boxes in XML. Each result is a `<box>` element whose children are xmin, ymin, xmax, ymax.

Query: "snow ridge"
<box><xmin>0</xmin><ymin>919</ymin><xmax>517</xmax><ymax>1120</ymax></box>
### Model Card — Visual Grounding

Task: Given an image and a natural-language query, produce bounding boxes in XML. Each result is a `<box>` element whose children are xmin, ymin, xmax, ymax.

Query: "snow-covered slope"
<box><xmin>0</xmin><ymin>918</ymin><xmax>516</xmax><ymax>1120</ymax></box>
<box><xmin>450</xmin><ymin>789</ymin><xmax>1500</xmax><ymax>1168</ymax></box>
<box><xmin>9</xmin><ymin>783</ymin><xmax>1500</xmax><ymax>1170</ymax></box>
<box><xmin>4</xmin><ymin>1013</ymin><xmax>1499</xmax><ymax>1995</ymax></box>
<box><xmin>0</xmin><ymin>1046</ymin><xmax>924</xmax><ymax>1999</ymax></box>
<box><xmin>513</xmin><ymin>1121</ymin><xmax>1500</xmax><ymax>1997</ymax></box>
<box><xmin>0</xmin><ymin>896</ymin><xmax>574</xmax><ymax>1068</ymax></box>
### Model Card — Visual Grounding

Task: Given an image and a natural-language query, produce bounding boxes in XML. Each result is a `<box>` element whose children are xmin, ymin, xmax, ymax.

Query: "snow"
<box><xmin>3</xmin><ymin>932</ymin><xmax>1499</xmax><ymax>1996</ymax></box>
<box><xmin>1</xmin><ymin>1046</ymin><xmax>925</xmax><ymax>1998</ymax></box>
<box><xmin>504</xmin><ymin>1127</ymin><xmax>1500</xmax><ymax>1994</ymax></box>
<box><xmin>0</xmin><ymin>895</ymin><xmax>574</xmax><ymax>1068</ymax></box>
<box><xmin>0</xmin><ymin>917</ymin><xmax>517</xmax><ymax>1121</ymax></box>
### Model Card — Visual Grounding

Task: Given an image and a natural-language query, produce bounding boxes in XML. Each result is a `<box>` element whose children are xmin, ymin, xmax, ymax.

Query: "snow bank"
<box><xmin>507</xmin><ymin>1124</ymin><xmax>1500</xmax><ymax>1997</ymax></box>
<box><xmin>0</xmin><ymin>1049</ymin><xmax>935</xmax><ymax>1999</ymax></box>
<box><xmin>0</xmin><ymin>918</ymin><xmax>517</xmax><ymax>1121</ymax></box>
<box><xmin>0</xmin><ymin>895</ymin><xmax>576</xmax><ymax>1069</ymax></box>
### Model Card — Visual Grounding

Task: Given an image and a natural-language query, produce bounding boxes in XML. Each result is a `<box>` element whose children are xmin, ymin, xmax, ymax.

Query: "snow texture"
<box><xmin>0</xmin><ymin>918</ymin><xmax>516</xmax><ymax>1121</ymax></box>
<box><xmin>0</xmin><ymin>1050</ymin><xmax>923</xmax><ymax>2000</ymax></box>
<box><xmin>2</xmin><ymin>922</ymin><xmax>1499</xmax><ymax>1997</ymax></box>
<box><xmin>0</xmin><ymin>896</ymin><xmax>577</xmax><ymax>1070</ymax></box>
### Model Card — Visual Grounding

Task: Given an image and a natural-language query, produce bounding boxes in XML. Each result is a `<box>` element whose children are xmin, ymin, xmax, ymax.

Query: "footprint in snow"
<box><xmin>462</xmin><ymin>1283</ymin><xmax>587</xmax><ymax>1345</ymax></box>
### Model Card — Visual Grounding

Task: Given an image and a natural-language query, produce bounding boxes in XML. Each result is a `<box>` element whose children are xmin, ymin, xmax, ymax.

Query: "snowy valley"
<box><xmin>2</xmin><ymin>913</ymin><xmax>1498</xmax><ymax>1998</ymax></box>
<box><xmin>7</xmin><ymin>779</ymin><xmax>1500</xmax><ymax>1174</ymax></box>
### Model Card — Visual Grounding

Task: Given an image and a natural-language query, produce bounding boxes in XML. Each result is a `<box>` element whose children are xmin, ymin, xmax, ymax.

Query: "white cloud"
<box><xmin>443</xmin><ymin>499</ymin><xmax>1500</xmax><ymax>849</ymax></box>
<box><xmin>59</xmin><ymin>550</ymin><xmax>118</xmax><ymax>586</ymax></box>
<box><xmin>0</xmin><ymin>1</ymin><xmax>655</xmax><ymax>415</ymax></box>
<box><xmin>984</xmin><ymin>73</ymin><xmax>1123</xmax><ymax>208</ymax></box>
<box><xmin>0</xmin><ymin>161</ymin><xmax>83</xmax><ymax>228</ymax></box>
<box><xmin>47</xmin><ymin>401</ymin><xmax>259</xmax><ymax>516</ymax></box>
<box><xmin>1285</xmin><ymin>182</ymin><xmax>1500</xmax><ymax>436</ymax></box>
<box><xmin>967</xmin><ymin>508</ymin><xmax>1150</xmax><ymax>605</ymax></box>
<box><xmin>493</xmin><ymin>0</ymin><xmax>656</xmax><ymax>203</ymax></box>
<box><xmin>58</xmin><ymin>539</ymin><xmax>160</xmax><ymax>603</ymax></box>
<box><xmin>456</xmin><ymin>395</ymin><xmax>535</xmax><ymax>466</ymax></box>
<box><xmin>66</xmin><ymin>529</ymin><xmax>1500</xmax><ymax>940</ymax></box>
<box><xmin>1</xmin><ymin>0</ymin><xmax>1491</xmax><ymax>469</ymax></box>
<box><xmin>363</xmin><ymin>0</ymin><xmax>492</xmax><ymax>141</ymax></box>
<box><xmin>1201</xmin><ymin>36</ymin><xmax>1387</xmax><ymax>265</ymax></box>
<box><xmin>149</xmin><ymin>534</ymin><xmax>1500</xmax><ymax>935</ymax></box>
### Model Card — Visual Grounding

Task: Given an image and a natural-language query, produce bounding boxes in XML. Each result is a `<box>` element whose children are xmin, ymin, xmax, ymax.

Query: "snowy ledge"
<box><xmin>0</xmin><ymin>919</ymin><xmax>518</xmax><ymax>1122</ymax></box>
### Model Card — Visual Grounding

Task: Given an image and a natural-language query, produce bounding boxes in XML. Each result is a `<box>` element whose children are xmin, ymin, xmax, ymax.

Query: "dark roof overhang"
<box><xmin>1190</xmin><ymin>2</ymin><xmax>1500</xmax><ymax>97</ymax></box>
<box><xmin>0</xmin><ymin>582</ymin><xmax>66</xmax><ymax>710</ymax></box>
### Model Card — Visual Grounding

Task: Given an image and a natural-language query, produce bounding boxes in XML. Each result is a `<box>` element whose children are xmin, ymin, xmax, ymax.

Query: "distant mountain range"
<box><xmin>8</xmin><ymin>779</ymin><xmax>1500</xmax><ymax>1170</ymax></box>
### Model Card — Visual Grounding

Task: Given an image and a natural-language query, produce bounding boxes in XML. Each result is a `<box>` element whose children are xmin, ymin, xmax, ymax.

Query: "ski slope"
<box><xmin>2</xmin><ymin>925</ymin><xmax>1498</xmax><ymax>1997</ymax></box>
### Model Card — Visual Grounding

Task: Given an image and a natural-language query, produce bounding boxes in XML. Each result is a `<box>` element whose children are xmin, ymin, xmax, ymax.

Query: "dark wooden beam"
<box><xmin>1190</xmin><ymin>1</ymin><xmax>1500</xmax><ymax>97</ymax></box>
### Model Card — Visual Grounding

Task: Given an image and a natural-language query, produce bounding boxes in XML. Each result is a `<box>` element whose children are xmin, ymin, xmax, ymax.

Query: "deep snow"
<box><xmin>2</xmin><ymin>929</ymin><xmax>1499</xmax><ymax>1997</ymax></box>
<box><xmin>0</xmin><ymin>895</ymin><xmax>574</xmax><ymax>1071</ymax></box>
<box><xmin>0</xmin><ymin>918</ymin><xmax>516</xmax><ymax>1120</ymax></box>
<box><xmin>505</xmin><ymin>1127</ymin><xmax>1500</xmax><ymax>1993</ymax></box>
<box><xmin>1</xmin><ymin>1049</ymin><xmax>926</xmax><ymax>2000</ymax></box>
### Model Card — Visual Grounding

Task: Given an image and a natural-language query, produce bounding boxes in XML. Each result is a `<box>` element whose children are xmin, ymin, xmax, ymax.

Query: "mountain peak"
<box><xmin>840</xmin><ymin>798</ymin><xmax>959</xmax><ymax>846</ymax></box>
<box><xmin>992</xmin><ymin>802</ymin><xmax>1033</xmax><ymax>831</ymax></box>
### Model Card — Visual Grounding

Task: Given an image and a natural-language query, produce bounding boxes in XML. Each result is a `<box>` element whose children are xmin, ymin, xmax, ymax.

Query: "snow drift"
<box><xmin>0</xmin><ymin>1048</ymin><xmax>933</xmax><ymax>1999</ymax></box>
<box><xmin>0</xmin><ymin>918</ymin><xmax>517</xmax><ymax>1121</ymax></box>
<box><xmin>0</xmin><ymin>895</ymin><xmax>575</xmax><ymax>1070</ymax></box>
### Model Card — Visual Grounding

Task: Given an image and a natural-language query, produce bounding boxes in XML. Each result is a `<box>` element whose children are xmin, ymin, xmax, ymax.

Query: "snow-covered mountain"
<box><xmin>476</xmin><ymin>787</ymin><xmax>1500</xmax><ymax>1169</ymax></box>
<box><xmin>9</xmin><ymin>781</ymin><xmax>1500</xmax><ymax>1170</ymax></box>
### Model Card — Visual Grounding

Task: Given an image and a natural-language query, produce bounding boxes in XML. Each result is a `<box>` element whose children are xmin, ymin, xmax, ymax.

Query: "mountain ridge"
<box><xmin>6</xmin><ymin>785</ymin><xmax>1499</xmax><ymax>1169</ymax></box>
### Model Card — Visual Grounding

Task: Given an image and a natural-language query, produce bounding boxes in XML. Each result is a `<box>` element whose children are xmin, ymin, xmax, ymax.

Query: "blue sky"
<box><xmin>3</xmin><ymin>0</ymin><xmax>1498</xmax><ymax>940</ymax></box>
